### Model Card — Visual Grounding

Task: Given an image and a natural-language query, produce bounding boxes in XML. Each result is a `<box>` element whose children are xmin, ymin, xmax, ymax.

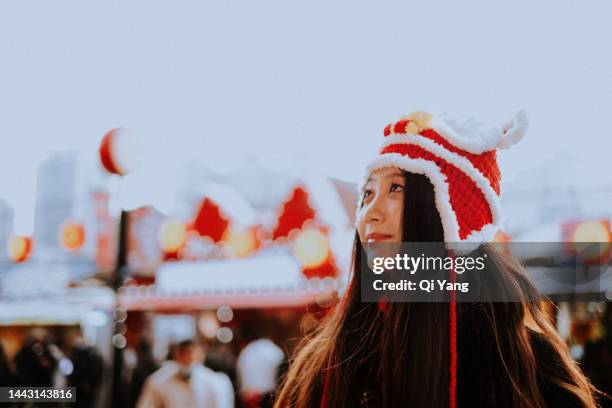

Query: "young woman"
<box><xmin>274</xmin><ymin>111</ymin><xmax>601</xmax><ymax>408</ymax></box>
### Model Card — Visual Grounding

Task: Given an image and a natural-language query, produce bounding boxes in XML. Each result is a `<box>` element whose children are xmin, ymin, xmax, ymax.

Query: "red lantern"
<box><xmin>99</xmin><ymin>128</ymin><xmax>143</xmax><ymax>175</ymax></box>
<box><xmin>60</xmin><ymin>221</ymin><xmax>86</xmax><ymax>251</ymax></box>
<box><xmin>7</xmin><ymin>235</ymin><xmax>32</xmax><ymax>263</ymax></box>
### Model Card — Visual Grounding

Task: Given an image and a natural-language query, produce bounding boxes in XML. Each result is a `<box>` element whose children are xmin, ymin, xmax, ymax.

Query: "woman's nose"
<box><xmin>365</xmin><ymin>194</ymin><xmax>385</xmax><ymax>223</ymax></box>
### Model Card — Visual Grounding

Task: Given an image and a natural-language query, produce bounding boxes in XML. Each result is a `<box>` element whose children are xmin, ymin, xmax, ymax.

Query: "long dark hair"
<box><xmin>275</xmin><ymin>172</ymin><xmax>599</xmax><ymax>408</ymax></box>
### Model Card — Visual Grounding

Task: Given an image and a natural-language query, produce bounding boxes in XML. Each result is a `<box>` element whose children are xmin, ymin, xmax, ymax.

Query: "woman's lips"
<box><xmin>365</xmin><ymin>232</ymin><xmax>393</xmax><ymax>242</ymax></box>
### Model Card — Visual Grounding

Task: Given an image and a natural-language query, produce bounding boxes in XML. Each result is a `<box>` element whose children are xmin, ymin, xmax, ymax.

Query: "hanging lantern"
<box><xmin>293</xmin><ymin>229</ymin><xmax>330</xmax><ymax>269</ymax></box>
<box><xmin>7</xmin><ymin>235</ymin><xmax>32</xmax><ymax>263</ymax></box>
<box><xmin>99</xmin><ymin>128</ymin><xmax>143</xmax><ymax>176</ymax></box>
<box><xmin>158</xmin><ymin>218</ymin><xmax>187</xmax><ymax>253</ymax></box>
<box><xmin>60</xmin><ymin>221</ymin><xmax>86</xmax><ymax>251</ymax></box>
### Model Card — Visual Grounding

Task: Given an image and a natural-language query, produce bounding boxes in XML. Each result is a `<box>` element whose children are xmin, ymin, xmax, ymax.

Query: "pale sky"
<box><xmin>1</xmin><ymin>0</ymin><xmax>611</xmax><ymax>234</ymax></box>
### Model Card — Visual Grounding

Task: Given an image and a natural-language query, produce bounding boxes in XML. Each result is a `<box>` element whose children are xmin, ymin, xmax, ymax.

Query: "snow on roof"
<box><xmin>200</xmin><ymin>181</ymin><xmax>257</xmax><ymax>227</ymax></box>
<box><xmin>156</xmin><ymin>253</ymin><xmax>305</xmax><ymax>293</ymax></box>
<box><xmin>0</xmin><ymin>286</ymin><xmax>116</xmax><ymax>324</ymax></box>
<box><xmin>117</xmin><ymin>252</ymin><xmax>343</xmax><ymax>310</ymax></box>
<box><xmin>300</xmin><ymin>175</ymin><xmax>350</xmax><ymax>230</ymax></box>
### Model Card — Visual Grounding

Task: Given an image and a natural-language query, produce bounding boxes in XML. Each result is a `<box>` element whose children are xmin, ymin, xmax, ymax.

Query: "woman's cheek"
<box><xmin>389</xmin><ymin>199</ymin><xmax>403</xmax><ymax>237</ymax></box>
<box><xmin>389</xmin><ymin>199</ymin><xmax>403</xmax><ymax>219</ymax></box>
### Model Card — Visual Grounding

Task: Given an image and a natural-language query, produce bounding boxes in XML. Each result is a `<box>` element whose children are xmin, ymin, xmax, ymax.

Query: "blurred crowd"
<box><xmin>0</xmin><ymin>328</ymin><xmax>288</xmax><ymax>408</ymax></box>
<box><xmin>0</xmin><ymin>329</ymin><xmax>103</xmax><ymax>407</ymax></box>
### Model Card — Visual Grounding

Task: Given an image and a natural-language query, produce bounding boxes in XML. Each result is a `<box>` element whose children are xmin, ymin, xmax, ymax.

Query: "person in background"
<box><xmin>0</xmin><ymin>341</ymin><xmax>16</xmax><ymax>387</ymax></box>
<box><xmin>130</xmin><ymin>338</ymin><xmax>160</xmax><ymax>407</ymax></box>
<box><xmin>237</xmin><ymin>338</ymin><xmax>284</xmax><ymax>408</ymax></box>
<box><xmin>14</xmin><ymin>331</ymin><xmax>58</xmax><ymax>387</ymax></box>
<box><xmin>137</xmin><ymin>339</ymin><xmax>233</xmax><ymax>408</ymax></box>
<box><xmin>66</xmin><ymin>332</ymin><xmax>104</xmax><ymax>408</ymax></box>
<box><xmin>204</xmin><ymin>341</ymin><xmax>237</xmax><ymax>388</ymax></box>
<box><xmin>582</xmin><ymin>306</ymin><xmax>612</xmax><ymax>408</ymax></box>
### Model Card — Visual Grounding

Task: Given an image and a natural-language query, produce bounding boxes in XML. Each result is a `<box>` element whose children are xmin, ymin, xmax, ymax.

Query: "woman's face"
<box><xmin>357</xmin><ymin>167</ymin><xmax>404</xmax><ymax>243</ymax></box>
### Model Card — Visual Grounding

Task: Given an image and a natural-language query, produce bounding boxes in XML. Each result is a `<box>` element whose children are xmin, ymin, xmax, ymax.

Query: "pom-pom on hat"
<box><xmin>357</xmin><ymin>110</ymin><xmax>528</xmax><ymax>246</ymax></box>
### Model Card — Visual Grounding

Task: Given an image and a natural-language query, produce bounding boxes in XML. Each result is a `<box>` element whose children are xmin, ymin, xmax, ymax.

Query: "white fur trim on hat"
<box><xmin>463</xmin><ymin>223</ymin><xmax>499</xmax><ymax>244</ymax></box>
<box><xmin>445</xmin><ymin>224</ymin><xmax>499</xmax><ymax>256</ymax></box>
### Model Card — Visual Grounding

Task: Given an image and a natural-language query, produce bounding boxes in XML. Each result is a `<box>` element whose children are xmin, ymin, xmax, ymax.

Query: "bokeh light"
<box><xmin>293</xmin><ymin>229</ymin><xmax>329</xmax><ymax>268</ymax></box>
<box><xmin>158</xmin><ymin>218</ymin><xmax>187</xmax><ymax>253</ymax></box>
<box><xmin>223</xmin><ymin>227</ymin><xmax>257</xmax><ymax>258</ymax></box>
<box><xmin>216</xmin><ymin>327</ymin><xmax>233</xmax><ymax>343</ymax></box>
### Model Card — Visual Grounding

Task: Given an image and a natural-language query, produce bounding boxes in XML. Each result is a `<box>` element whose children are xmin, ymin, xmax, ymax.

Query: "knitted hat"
<box><xmin>358</xmin><ymin>110</ymin><xmax>528</xmax><ymax>246</ymax></box>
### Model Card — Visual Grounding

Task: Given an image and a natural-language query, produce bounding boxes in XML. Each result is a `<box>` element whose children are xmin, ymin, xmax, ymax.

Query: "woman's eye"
<box><xmin>390</xmin><ymin>183</ymin><xmax>404</xmax><ymax>192</ymax></box>
<box><xmin>361</xmin><ymin>190</ymin><xmax>374</xmax><ymax>204</ymax></box>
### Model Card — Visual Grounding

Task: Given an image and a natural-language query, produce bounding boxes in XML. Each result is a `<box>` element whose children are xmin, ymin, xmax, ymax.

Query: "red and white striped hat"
<box><xmin>358</xmin><ymin>110</ymin><xmax>528</xmax><ymax>246</ymax></box>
